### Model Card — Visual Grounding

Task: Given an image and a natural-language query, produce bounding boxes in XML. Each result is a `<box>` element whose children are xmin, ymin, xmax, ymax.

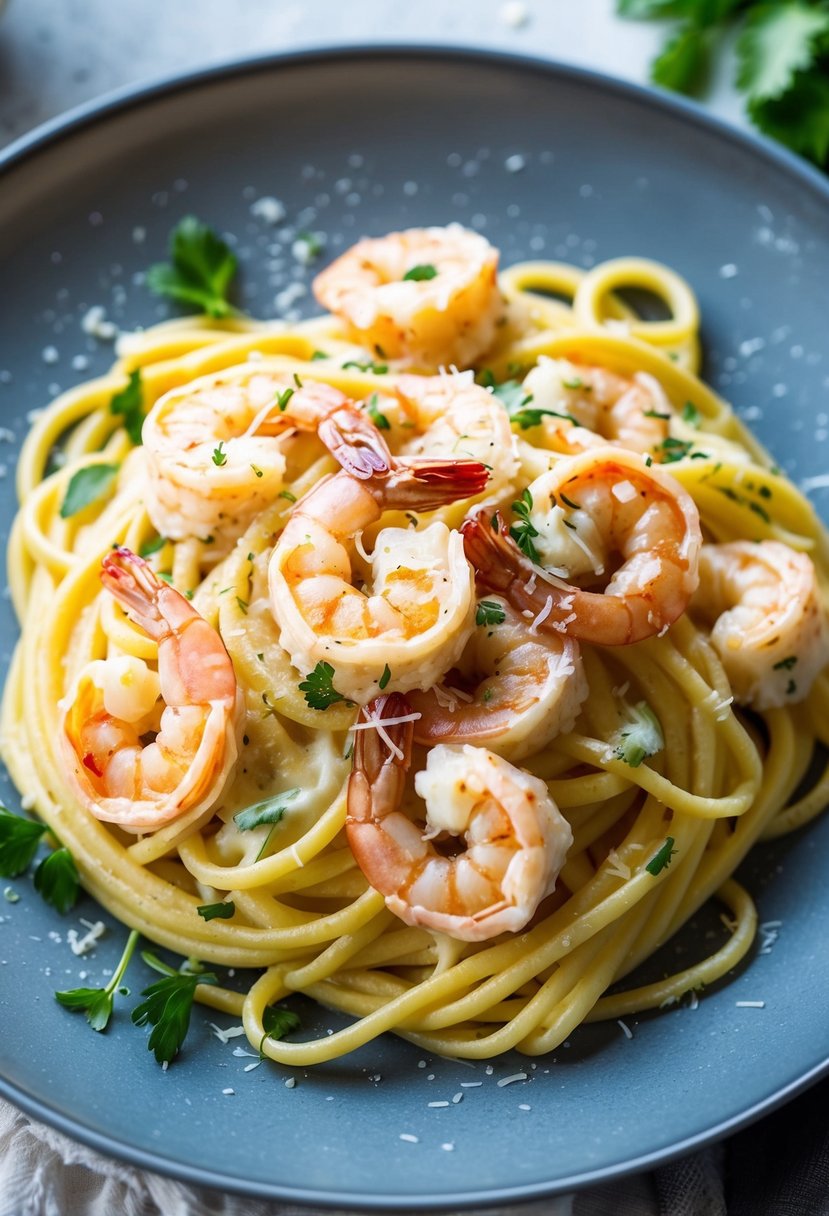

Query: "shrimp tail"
<box><xmin>460</xmin><ymin>510</ymin><xmax>528</xmax><ymax>596</ymax></box>
<box><xmin>347</xmin><ymin>693</ymin><xmax>414</xmax><ymax>827</ymax></box>
<box><xmin>318</xmin><ymin>409</ymin><xmax>392</xmax><ymax>480</ymax></box>
<box><xmin>378</xmin><ymin>458</ymin><xmax>489</xmax><ymax>512</ymax></box>
<box><xmin>100</xmin><ymin>547</ymin><xmax>170</xmax><ymax>638</ymax></box>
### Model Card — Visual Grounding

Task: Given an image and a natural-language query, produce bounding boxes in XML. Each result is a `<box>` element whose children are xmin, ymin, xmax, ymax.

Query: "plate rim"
<box><xmin>2</xmin><ymin>41</ymin><xmax>829</xmax><ymax>1211</ymax></box>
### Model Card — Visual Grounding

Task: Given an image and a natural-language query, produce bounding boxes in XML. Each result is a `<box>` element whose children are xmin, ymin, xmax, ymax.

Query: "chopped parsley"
<box><xmin>655</xmin><ymin>436</ymin><xmax>694</xmax><ymax>464</ymax></box>
<box><xmin>60</xmin><ymin>463</ymin><xmax>120</xmax><ymax>519</ymax></box>
<box><xmin>146</xmin><ymin>216</ymin><xmax>237</xmax><ymax>318</ymax></box>
<box><xmin>296</xmin><ymin>230</ymin><xmax>324</xmax><ymax>259</ymax></box>
<box><xmin>378</xmin><ymin>664</ymin><xmax>392</xmax><ymax>691</ymax></box>
<box><xmin>491</xmin><ymin>379</ymin><xmax>577</xmax><ymax>430</ymax></box>
<box><xmin>773</xmin><ymin>655</ymin><xmax>798</xmax><ymax>671</ymax></box>
<box><xmin>343</xmin><ymin>359</ymin><xmax>389</xmax><ymax>375</ymax></box>
<box><xmin>196</xmin><ymin>901</ymin><xmax>236</xmax><ymax>921</ymax></box>
<box><xmin>276</xmin><ymin>386</ymin><xmax>294</xmax><ymax>411</ymax></box>
<box><xmin>562</xmin><ymin>376</ymin><xmax>588</xmax><ymax>390</ymax></box>
<box><xmin>310</xmin><ymin>349</ymin><xmax>328</xmax><ymax>361</ymax></box>
<box><xmin>510</xmin><ymin>488</ymin><xmax>541</xmax><ymax>563</ymax></box>
<box><xmin>476</xmin><ymin>600</ymin><xmax>507</xmax><ymax>627</ymax></box>
<box><xmin>234</xmin><ymin>788</ymin><xmax>301</xmax><ymax>832</ymax></box>
<box><xmin>559</xmin><ymin>493</ymin><xmax>581</xmax><ymax>511</ymax></box>
<box><xmin>299</xmin><ymin>661</ymin><xmax>354</xmax><ymax>711</ymax></box>
<box><xmin>251</xmin><ymin>464</ymin><xmax>264</xmax><ymax>479</ymax></box>
<box><xmin>55</xmin><ymin>929</ymin><xmax>140</xmax><ymax>1033</ymax></box>
<box><xmin>139</xmin><ymin>535</ymin><xmax>168</xmax><ymax>558</ymax></box>
<box><xmin>212</xmin><ymin>443</ymin><xmax>227</xmax><ymax>467</ymax></box>
<box><xmin>682</xmin><ymin>401</ymin><xmax>702</xmax><ymax>428</ymax></box>
<box><xmin>366</xmin><ymin>393</ymin><xmax>391</xmax><ymax>430</ymax></box>
<box><xmin>109</xmin><ymin>369</ymin><xmax>145</xmax><ymax>446</ymax></box>
<box><xmin>402</xmin><ymin>263</ymin><xmax>438</xmax><ymax>281</ymax></box>
<box><xmin>278</xmin><ymin>489</ymin><xmax>297</xmax><ymax>503</ymax></box>
<box><xmin>646</xmin><ymin>836</ymin><xmax>677</xmax><ymax>877</ymax></box>
<box><xmin>612</xmin><ymin>701</ymin><xmax>664</xmax><ymax>768</ymax></box>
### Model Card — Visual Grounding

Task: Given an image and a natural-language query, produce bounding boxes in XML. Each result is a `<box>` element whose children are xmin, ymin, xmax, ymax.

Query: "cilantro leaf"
<box><xmin>612</xmin><ymin>702</ymin><xmax>664</xmax><ymax>768</ymax></box>
<box><xmin>646</xmin><ymin>836</ymin><xmax>677</xmax><ymax>876</ymax></box>
<box><xmin>33</xmin><ymin>846</ymin><xmax>80</xmax><ymax>914</ymax></box>
<box><xmin>0</xmin><ymin>807</ymin><xmax>47</xmax><ymax>877</ymax></box>
<box><xmin>146</xmin><ymin>216</ymin><xmax>237</xmax><ymax>318</ymax></box>
<box><xmin>233</xmin><ymin>788</ymin><xmax>300</xmax><ymax>831</ymax></box>
<box><xmin>132</xmin><ymin>964</ymin><xmax>217</xmax><ymax>1065</ymax></box>
<box><xmin>652</xmin><ymin>25</ymin><xmax>710</xmax><ymax>93</ymax></box>
<box><xmin>109</xmin><ymin>369</ymin><xmax>145</xmax><ymax>446</ymax></box>
<box><xmin>736</xmin><ymin>3</ymin><xmax>829</xmax><ymax>104</ymax></box>
<box><xmin>299</xmin><ymin>661</ymin><xmax>353</xmax><ymax>711</ymax></box>
<box><xmin>55</xmin><ymin>929</ymin><xmax>139</xmax><ymax>1032</ymax></box>
<box><xmin>196</xmin><ymin>900</ymin><xmax>236</xmax><ymax>921</ymax></box>
<box><xmin>402</xmin><ymin>264</ymin><xmax>438</xmax><ymax>281</ymax></box>
<box><xmin>60</xmin><ymin>463</ymin><xmax>120</xmax><ymax>519</ymax></box>
<box><xmin>476</xmin><ymin>600</ymin><xmax>507</xmax><ymax>627</ymax></box>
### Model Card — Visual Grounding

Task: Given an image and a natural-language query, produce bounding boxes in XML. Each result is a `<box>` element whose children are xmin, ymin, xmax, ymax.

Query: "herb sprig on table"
<box><xmin>617</xmin><ymin>0</ymin><xmax>829</xmax><ymax>167</ymax></box>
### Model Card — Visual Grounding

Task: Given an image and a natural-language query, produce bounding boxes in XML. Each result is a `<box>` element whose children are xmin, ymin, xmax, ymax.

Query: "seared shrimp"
<box><xmin>462</xmin><ymin>447</ymin><xmax>701</xmax><ymax>646</ymax></box>
<box><xmin>380</xmin><ymin>370</ymin><xmax>519</xmax><ymax>501</ymax></box>
<box><xmin>521</xmin><ymin>357</ymin><xmax>672</xmax><ymax>456</ymax></box>
<box><xmin>407</xmin><ymin>596</ymin><xmax>587</xmax><ymax>761</ymax></box>
<box><xmin>143</xmin><ymin>365</ymin><xmax>385</xmax><ymax>548</ymax></box>
<box><xmin>60</xmin><ymin>548</ymin><xmax>244</xmax><ymax>832</ymax></box>
<box><xmin>694</xmin><ymin>541</ymin><xmax>829</xmax><ymax>709</ymax></box>
<box><xmin>313</xmin><ymin>225</ymin><xmax>503</xmax><ymax>368</ymax></box>
<box><xmin>347</xmin><ymin>694</ymin><xmax>573</xmax><ymax>941</ymax></box>
<box><xmin>268</xmin><ymin>455</ymin><xmax>488</xmax><ymax>704</ymax></box>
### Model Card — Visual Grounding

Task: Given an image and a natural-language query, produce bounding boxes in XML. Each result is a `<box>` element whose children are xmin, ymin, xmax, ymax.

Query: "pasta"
<box><xmin>4</xmin><ymin>223</ymin><xmax>829</xmax><ymax>1068</ymax></box>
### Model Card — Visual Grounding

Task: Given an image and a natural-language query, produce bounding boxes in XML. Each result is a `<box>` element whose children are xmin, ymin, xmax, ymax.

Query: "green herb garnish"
<box><xmin>402</xmin><ymin>263</ymin><xmax>438</xmax><ymax>281</ymax></box>
<box><xmin>109</xmin><ymin>369</ymin><xmax>145</xmax><ymax>446</ymax></box>
<box><xmin>682</xmin><ymin>401</ymin><xmax>702</xmax><ymax>427</ymax></box>
<box><xmin>612</xmin><ymin>701</ymin><xmax>664</xmax><ymax>768</ymax></box>
<box><xmin>343</xmin><ymin>359</ymin><xmax>389</xmax><ymax>375</ymax></box>
<box><xmin>378</xmin><ymin>664</ymin><xmax>392</xmax><ymax>690</ymax></box>
<box><xmin>299</xmin><ymin>661</ymin><xmax>353</xmax><ymax>711</ymax></box>
<box><xmin>234</xmin><ymin>788</ymin><xmax>301</xmax><ymax>832</ymax></box>
<box><xmin>139</xmin><ymin>535</ymin><xmax>168</xmax><ymax>558</ymax></box>
<box><xmin>510</xmin><ymin>488</ymin><xmax>541</xmax><ymax>563</ymax></box>
<box><xmin>146</xmin><ymin>216</ymin><xmax>237</xmax><ymax>317</ymax></box>
<box><xmin>212</xmin><ymin>443</ymin><xmax>227</xmax><ymax>467</ymax></box>
<box><xmin>476</xmin><ymin>600</ymin><xmax>507</xmax><ymax>627</ymax></box>
<box><xmin>366</xmin><ymin>393</ymin><xmax>391</xmax><ymax>430</ymax></box>
<box><xmin>646</xmin><ymin>836</ymin><xmax>677</xmax><ymax>876</ymax></box>
<box><xmin>60</xmin><ymin>463</ymin><xmax>120</xmax><ymax>519</ymax></box>
<box><xmin>132</xmin><ymin>951</ymin><xmax>217</xmax><ymax>1066</ymax></box>
<box><xmin>259</xmin><ymin>1003</ymin><xmax>301</xmax><ymax>1055</ymax></box>
<box><xmin>196</xmin><ymin>901</ymin><xmax>236</xmax><ymax>921</ymax></box>
<box><xmin>33</xmin><ymin>846</ymin><xmax>80</xmax><ymax>915</ymax></box>
<box><xmin>55</xmin><ymin>929</ymin><xmax>140</xmax><ymax>1032</ymax></box>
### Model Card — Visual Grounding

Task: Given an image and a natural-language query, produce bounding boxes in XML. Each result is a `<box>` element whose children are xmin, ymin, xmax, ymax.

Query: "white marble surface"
<box><xmin>0</xmin><ymin>0</ymin><xmax>746</xmax><ymax>149</ymax></box>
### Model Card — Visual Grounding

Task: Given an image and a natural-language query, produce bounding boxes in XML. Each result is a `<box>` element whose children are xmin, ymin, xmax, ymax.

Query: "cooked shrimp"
<box><xmin>346</xmin><ymin>693</ymin><xmax>573</xmax><ymax>941</ymax></box>
<box><xmin>268</xmin><ymin>455</ymin><xmax>489</xmax><ymax>703</ymax></box>
<box><xmin>313</xmin><ymin>224</ymin><xmax>503</xmax><ymax>368</ymax></box>
<box><xmin>462</xmin><ymin>447</ymin><xmax>701</xmax><ymax>646</ymax></box>
<box><xmin>60</xmin><ymin>548</ymin><xmax>244</xmax><ymax>832</ymax></box>
<box><xmin>378</xmin><ymin>370</ymin><xmax>519</xmax><ymax>501</ymax></box>
<box><xmin>521</xmin><ymin>357</ymin><xmax>672</xmax><ymax>456</ymax></box>
<box><xmin>694</xmin><ymin>541</ymin><xmax>829</xmax><ymax>709</ymax></box>
<box><xmin>407</xmin><ymin>596</ymin><xmax>587</xmax><ymax>761</ymax></box>
<box><xmin>143</xmin><ymin>364</ymin><xmax>386</xmax><ymax>548</ymax></box>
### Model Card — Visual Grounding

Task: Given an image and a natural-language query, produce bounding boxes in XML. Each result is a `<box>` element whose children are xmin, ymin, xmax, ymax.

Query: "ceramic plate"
<box><xmin>1</xmin><ymin>47</ymin><xmax>828</xmax><ymax>1210</ymax></box>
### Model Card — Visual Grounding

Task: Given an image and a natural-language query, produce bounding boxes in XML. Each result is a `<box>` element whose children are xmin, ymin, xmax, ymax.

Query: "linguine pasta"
<box><xmin>4</xmin><ymin>240</ymin><xmax>829</xmax><ymax>1067</ymax></box>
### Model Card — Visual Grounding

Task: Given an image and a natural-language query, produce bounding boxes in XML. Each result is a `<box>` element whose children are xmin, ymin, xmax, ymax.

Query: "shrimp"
<box><xmin>268</xmin><ymin>455</ymin><xmax>489</xmax><ymax>704</ymax></box>
<box><xmin>407</xmin><ymin>596</ymin><xmax>587</xmax><ymax>761</ymax></box>
<box><xmin>346</xmin><ymin>693</ymin><xmax>573</xmax><ymax>941</ymax></box>
<box><xmin>378</xmin><ymin>370</ymin><xmax>519</xmax><ymax>501</ymax></box>
<box><xmin>462</xmin><ymin>447</ymin><xmax>701</xmax><ymax>646</ymax></box>
<box><xmin>521</xmin><ymin>357</ymin><xmax>672</xmax><ymax>456</ymax></box>
<box><xmin>312</xmin><ymin>224</ymin><xmax>503</xmax><ymax>369</ymax></box>
<box><xmin>143</xmin><ymin>364</ymin><xmax>386</xmax><ymax>548</ymax></box>
<box><xmin>693</xmin><ymin>541</ymin><xmax>829</xmax><ymax>709</ymax></box>
<box><xmin>60</xmin><ymin>548</ymin><xmax>244</xmax><ymax>832</ymax></box>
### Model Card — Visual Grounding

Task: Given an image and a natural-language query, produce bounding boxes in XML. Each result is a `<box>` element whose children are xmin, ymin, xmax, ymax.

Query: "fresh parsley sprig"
<box><xmin>234</xmin><ymin>788</ymin><xmax>300</xmax><ymax>832</ymax></box>
<box><xmin>132</xmin><ymin>951</ymin><xmax>217</xmax><ymax>1066</ymax></box>
<box><xmin>147</xmin><ymin>216</ymin><xmax>238</xmax><ymax>317</ymax></box>
<box><xmin>476</xmin><ymin>600</ymin><xmax>507</xmax><ymax>627</ymax></box>
<box><xmin>60</xmin><ymin>463</ymin><xmax>120</xmax><ymax>519</ymax></box>
<box><xmin>510</xmin><ymin>488</ymin><xmax>541</xmax><ymax>564</ymax></box>
<box><xmin>618</xmin><ymin>0</ymin><xmax>829</xmax><ymax>167</ymax></box>
<box><xmin>55</xmin><ymin>929</ymin><xmax>140</xmax><ymax>1032</ymax></box>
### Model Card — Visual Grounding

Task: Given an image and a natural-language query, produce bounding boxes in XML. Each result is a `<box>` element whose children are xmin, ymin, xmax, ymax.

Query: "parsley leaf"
<box><xmin>491</xmin><ymin>379</ymin><xmax>576</xmax><ymax>430</ymax></box>
<box><xmin>109</xmin><ymin>369</ymin><xmax>145</xmax><ymax>446</ymax></box>
<box><xmin>652</xmin><ymin>26</ymin><xmax>710</xmax><ymax>92</ymax></box>
<box><xmin>55</xmin><ymin>929</ymin><xmax>139</xmax><ymax>1032</ymax></box>
<box><xmin>196</xmin><ymin>901</ymin><xmax>236</xmax><ymax>921</ymax></box>
<box><xmin>132</xmin><ymin>957</ymin><xmax>217</xmax><ymax>1065</ymax></box>
<box><xmin>682</xmin><ymin>401</ymin><xmax>702</xmax><ymax>428</ymax></box>
<box><xmin>750</xmin><ymin>69</ymin><xmax>829</xmax><ymax>164</ymax></box>
<box><xmin>736</xmin><ymin>3</ymin><xmax>829</xmax><ymax>104</ymax></box>
<box><xmin>146</xmin><ymin>216</ymin><xmax>237</xmax><ymax>318</ymax></box>
<box><xmin>0</xmin><ymin>807</ymin><xmax>47</xmax><ymax>877</ymax></box>
<box><xmin>646</xmin><ymin>836</ymin><xmax>677</xmax><ymax>876</ymax></box>
<box><xmin>233</xmin><ymin>788</ymin><xmax>300</xmax><ymax>832</ymax></box>
<box><xmin>476</xmin><ymin>600</ymin><xmax>507</xmax><ymax>627</ymax></box>
<box><xmin>655</xmin><ymin>436</ymin><xmax>694</xmax><ymax>463</ymax></box>
<box><xmin>212</xmin><ymin>442</ymin><xmax>227</xmax><ymax>467</ymax></box>
<box><xmin>33</xmin><ymin>846</ymin><xmax>80</xmax><ymax>914</ymax></box>
<box><xmin>139</xmin><ymin>535</ymin><xmax>168</xmax><ymax>558</ymax></box>
<box><xmin>510</xmin><ymin>488</ymin><xmax>541</xmax><ymax>564</ymax></box>
<box><xmin>299</xmin><ymin>661</ymin><xmax>354</xmax><ymax>711</ymax></box>
<box><xmin>402</xmin><ymin>264</ymin><xmax>438</xmax><ymax>281</ymax></box>
<box><xmin>60</xmin><ymin>463</ymin><xmax>120</xmax><ymax>519</ymax></box>
<box><xmin>612</xmin><ymin>702</ymin><xmax>665</xmax><ymax>768</ymax></box>
<box><xmin>366</xmin><ymin>393</ymin><xmax>391</xmax><ymax>430</ymax></box>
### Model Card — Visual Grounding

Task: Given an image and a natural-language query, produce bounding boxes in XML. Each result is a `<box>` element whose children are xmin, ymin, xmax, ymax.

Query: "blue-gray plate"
<box><xmin>1</xmin><ymin>46</ymin><xmax>828</xmax><ymax>1211</ymax></box>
